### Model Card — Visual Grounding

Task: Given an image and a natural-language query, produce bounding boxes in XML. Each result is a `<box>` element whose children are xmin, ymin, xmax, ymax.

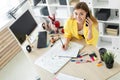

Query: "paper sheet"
<box><xmin>52</xmin><ymin>41</ymin><xmax>84</xmax><ymax>57</ymax></box>
<box><xmin>35</xmin><ymin>41</ymin><xmax>83</xmax><ymax>74</ymax></box>
<box><xmin>53</xmin><ymin>73</ymin><xmax>85</xmax><ymax>80</ymax></box>
<box><xmin>35</xmin><ymin>49</ymin><xmax>70</xmax><ymax>74</ymax></box>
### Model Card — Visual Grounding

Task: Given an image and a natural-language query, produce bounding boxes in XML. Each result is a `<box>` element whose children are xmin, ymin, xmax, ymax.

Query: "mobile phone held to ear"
<box><xmin>86</xmin><ymin>13</ymin><xmax>90</xmax><ymax>26</ymax></box>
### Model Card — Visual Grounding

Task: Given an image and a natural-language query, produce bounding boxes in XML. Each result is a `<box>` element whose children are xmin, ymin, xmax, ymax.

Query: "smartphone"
<box><xmin>86</xmin><ymin>13</ymin><xmax>90</xmax><ymax>26</ymax></box>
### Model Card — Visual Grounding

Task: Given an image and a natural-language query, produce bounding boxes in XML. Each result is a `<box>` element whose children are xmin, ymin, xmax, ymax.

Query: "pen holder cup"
<box><xmin>99</xmin><ymin>48</ymin><xmax>107</xmax><ymax>61</ymax></box>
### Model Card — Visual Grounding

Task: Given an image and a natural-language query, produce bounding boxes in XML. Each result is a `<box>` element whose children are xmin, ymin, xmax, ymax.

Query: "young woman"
<box><xmin>63</xmin><ymin>2</ymin><xmax>99</xmax><ymax>50</ymax></box>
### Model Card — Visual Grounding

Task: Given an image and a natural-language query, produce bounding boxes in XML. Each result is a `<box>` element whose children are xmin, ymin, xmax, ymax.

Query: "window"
<box><xmin>0</xmin><ymin>0</ymin><xmax>24</xmax><ymax>29</ymax></box>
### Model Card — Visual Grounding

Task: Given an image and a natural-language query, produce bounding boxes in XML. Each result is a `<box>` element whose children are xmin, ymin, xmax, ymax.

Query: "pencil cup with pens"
<box><xmin>49</xmin><ymin>35</ymin><xmax>60</xmax><ymax>47</ymax></box>
<box><xmin>99</xmin><ymin>48</ymin><xmax>107</xmax><ymax>61</ymax></box>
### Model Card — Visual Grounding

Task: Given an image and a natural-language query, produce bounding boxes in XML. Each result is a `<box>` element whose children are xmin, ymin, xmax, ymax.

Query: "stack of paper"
<box><xmin>53</xmin><ymin>73</ymin><xmax>85</xmax><ymax>80</ymax></box>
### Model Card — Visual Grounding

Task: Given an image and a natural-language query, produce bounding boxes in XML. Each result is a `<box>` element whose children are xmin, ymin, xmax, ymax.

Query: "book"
<box><xmin>106</xmin><ymin>25</ymin><xmax>119</xmax><ymax>29</ymax></box>
<box><xmin>106</xmin><ymin>28</ymin><xmax>118</xmax><ymax>32</ymax></box>
<box><xmin>53</xmin><ymin>73</ymin><xmax>85</xmax><ymax>80</ymax></box>
<box><xmin>106</xmin><ymin>30</ymin><xmax>118</xmax><ymax>36</ymax></box>
<box><xmin>69</xmin><ymin>0</ymin><xmax>79</xmax><ymax>6</ymax></box>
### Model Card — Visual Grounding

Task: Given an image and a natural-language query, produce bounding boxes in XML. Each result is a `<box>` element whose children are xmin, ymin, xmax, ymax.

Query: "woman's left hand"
<box><xmin>86</xmin><ymin>17</ymin><xmax>93</xmax><ymax>29</ymax></box>
<box><xmin>86</xmin><ymin>17</ymin><xmax>93</xmax><ymax>40</ymax></box>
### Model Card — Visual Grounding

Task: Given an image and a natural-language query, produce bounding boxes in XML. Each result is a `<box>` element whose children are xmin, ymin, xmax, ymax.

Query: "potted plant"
<box><xmin>102</xmin><ymin>52</ymin><xmax>115</xmax><ymax>69</ymax></box>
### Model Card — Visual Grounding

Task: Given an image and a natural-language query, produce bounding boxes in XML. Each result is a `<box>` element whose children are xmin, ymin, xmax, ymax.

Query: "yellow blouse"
<box><xmin>64</xmin><ymin>18</ymin><xmax>99</xmax><ymax>46</ymax></box>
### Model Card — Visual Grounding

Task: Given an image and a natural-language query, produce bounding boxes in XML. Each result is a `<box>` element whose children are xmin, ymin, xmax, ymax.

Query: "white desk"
<box><xmin>23</xmin><ymin>38</ymin><xmax>120</xmax><ymax>80</ymax></box>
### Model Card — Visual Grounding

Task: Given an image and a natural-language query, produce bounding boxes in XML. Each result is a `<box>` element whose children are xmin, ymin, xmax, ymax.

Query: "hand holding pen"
<box><xmin>59</xmin><ymin>37</ymin><xmax>69</xmax><ymax>50</ymax></box>
<box><xmin>59</xmin><ymin>37</ymin><xmax>65</xmax><ymax>48</ymax></box>
<box><xmin>62</xmin><ymin>43</ymin><xmax>69</xmax><ymax>50</ymax></box>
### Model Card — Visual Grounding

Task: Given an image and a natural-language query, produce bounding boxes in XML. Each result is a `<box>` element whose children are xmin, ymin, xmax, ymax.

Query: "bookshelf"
<box><xmin>29</xmin><ymin>0</ymin><xmax>81</xmax><ymax>27</ymax></box>
<box><xmin>92</xmin><ymin>0</ymin><xmax>120</xmax><ymax>52</ymax></box>
<box><xmin>30</xmin><ymin>0</ymin><xmax>120</xmax><ymax>52</ymax></box>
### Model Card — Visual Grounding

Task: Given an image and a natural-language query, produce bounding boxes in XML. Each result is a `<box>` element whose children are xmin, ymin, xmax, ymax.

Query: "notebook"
<box><xmin>52</xmin><ymin>40</ymin><xmax>84</xmax><ymax>57</ymax></box>
<box><xmin>37</xmin><ymin>31</ymin><xmax>47</xmax><ymax>48</ymax></box>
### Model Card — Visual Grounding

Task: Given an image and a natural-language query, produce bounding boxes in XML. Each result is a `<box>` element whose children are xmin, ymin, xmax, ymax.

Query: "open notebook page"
<box><xmin>52</xmin><ymin>40</ymin><xmax>84</xmax><ymax>57</ymax></box>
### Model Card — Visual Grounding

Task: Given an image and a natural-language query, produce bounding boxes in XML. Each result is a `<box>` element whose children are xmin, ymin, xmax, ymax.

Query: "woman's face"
<box><xmin>73</xmin><ymin>9</ymin><xmax>87</xmax><ymax>24</ymax></box>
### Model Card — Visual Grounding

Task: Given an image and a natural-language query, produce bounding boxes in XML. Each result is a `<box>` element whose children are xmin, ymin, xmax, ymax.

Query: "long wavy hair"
<box><xmin>71</xmin><ymin>2</ymin><xmax>98</xmax><ymax>27</ymax></box>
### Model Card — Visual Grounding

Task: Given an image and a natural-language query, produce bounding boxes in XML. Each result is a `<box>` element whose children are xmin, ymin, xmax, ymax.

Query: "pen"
<box><xmin>59</xmin><ymin>56</ymin><xmax>70</xmax><ymax>58</ymax></box>
<box><xmin>71</xmin><ymin>59</ymin><xmax>91</xmax><ymax>63</ymax></box>
<box><xmin>81</xmin><ymin>53</ymin><xmax>89</xmax><ymax>57</ymax></box>
<box><xmin>77</xmin><ymin>53</ymin><xmax>88</xmax><ymax>58</ymax></box>
<box><xmin>59</xmin><ymin>37</ymin><xmax>65</xmax><ymax>48</ymax></box>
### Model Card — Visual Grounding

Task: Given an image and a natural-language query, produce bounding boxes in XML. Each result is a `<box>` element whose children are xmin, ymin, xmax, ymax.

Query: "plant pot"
<box><xmin>105</xmin><ymin>60</ymin><xmax>114</xmax><ymax>69</ymax></box>
<box><xmin>99</xmin><ymin>48</ymin><xmax>107</xmax><ymax>61</ymax></box>
<box><xmin>106</xmin><ymin>63</ymin><xmax>113</xmax><ymax>69</ymax></box>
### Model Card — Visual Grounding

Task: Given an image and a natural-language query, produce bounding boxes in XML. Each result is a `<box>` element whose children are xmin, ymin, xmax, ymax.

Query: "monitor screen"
<box><xmin>10</xmin><ymin>10</ymin><xmax>37</xmax><ymax>44</ymax></box>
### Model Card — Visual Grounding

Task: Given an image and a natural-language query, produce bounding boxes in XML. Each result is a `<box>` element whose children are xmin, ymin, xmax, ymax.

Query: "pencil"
<box><xmin>59</xmin><ymin>37</ymin><xmax>64</xmax><ymax>46</ymax></box>
<box><xmin>59</xmin><ymin>37</ymin><xmax>65</xmax><ymax>48</ymax></box>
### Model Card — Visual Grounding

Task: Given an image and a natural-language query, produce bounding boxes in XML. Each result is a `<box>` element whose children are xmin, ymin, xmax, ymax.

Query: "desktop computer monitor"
<box><xmin>10</xmin><ymin>10</ymin><xmax>37</xmax><ymax>44</ymax></box>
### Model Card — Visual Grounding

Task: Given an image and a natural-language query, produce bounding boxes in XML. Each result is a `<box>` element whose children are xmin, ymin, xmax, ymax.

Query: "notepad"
<box><xmin>37</xmin><ymin>31</ymin><xmax>47</xmax><ymax>48</ymax></box>
<box><xmin>53</xmin><ymin>73</ymin><xmax>85</xmax><ymax>80</ymax></box>
<box><xmin>52</xmin><ymin>40</ymin><xmax>84</xmax><ymax>57</ymax></box>
<box><xmin>35</xmin><ymin>41</ymin><xmax>83</xmax><ymax>74</ymax></box>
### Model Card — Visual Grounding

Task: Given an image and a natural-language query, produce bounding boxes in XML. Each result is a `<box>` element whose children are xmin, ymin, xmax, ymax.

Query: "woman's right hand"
<box><xmin>62</xmin><ymin>38</ymin><xmax>71</xmax><ymax>50</ymax></box>
<box><xmin>62</xmin><ymin>43</ymin><xmax>69</xmax><ymax>50</ymax></box>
